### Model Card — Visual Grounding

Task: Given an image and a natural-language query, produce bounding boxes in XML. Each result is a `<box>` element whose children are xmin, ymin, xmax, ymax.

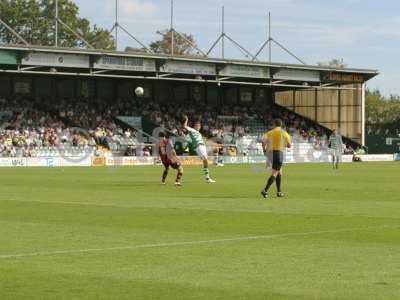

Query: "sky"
<box><xmin>74</xmin><ymin>0</ymin><xmax>400</xmax><ymax>96</ymax></box>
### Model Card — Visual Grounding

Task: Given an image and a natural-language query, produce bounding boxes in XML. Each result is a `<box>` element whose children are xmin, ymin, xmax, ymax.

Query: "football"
<box><xmin>135</xmin><ymin>86</ymin><xmax>144</xmax><ymax>97</ymax></box>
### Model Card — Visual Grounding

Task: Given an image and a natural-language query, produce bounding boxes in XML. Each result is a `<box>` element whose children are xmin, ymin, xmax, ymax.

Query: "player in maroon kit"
<box><xmin>159</xmin><ymin>132</ymin><xmax>183</xmax><ymax>186</ymax></box>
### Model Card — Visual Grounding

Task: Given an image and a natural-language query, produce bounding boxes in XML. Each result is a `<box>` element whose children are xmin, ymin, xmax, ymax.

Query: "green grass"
<box><xmin>0</xmin><ymin>162</ymin><xmax>400</xmax><ymax>300</ymax></box>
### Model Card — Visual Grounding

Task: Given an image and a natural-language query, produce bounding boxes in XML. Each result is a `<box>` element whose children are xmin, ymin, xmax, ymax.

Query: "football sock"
<box><xmin>176</xmin><ymin>171</ymin><xmax>183</xmax><ymax>183</ymax></box>
<box><xmin>264</xmin><ymin>176</ymin><xmax>275</xmax><ymax>192</ymax></box>
<box><xmin>276</xmin><ymin>174</ymin><xmax>282</xmax><ymax>192</ymax></box>
<box><xmin>162</xmin><ymin>170</ymin><xmax>168</xmax><ymax>182</ymax></box>
<box><xmin>203</xmin><ymin>168</ymin><xmax>210</xmax><ymax>180</ymax></box>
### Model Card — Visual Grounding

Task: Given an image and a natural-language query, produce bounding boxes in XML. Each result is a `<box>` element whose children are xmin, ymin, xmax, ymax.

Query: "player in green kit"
<box><xmin>180</xmin><ymin>115</ymin><xmax>216</xmax><ymax>183</ymax></box>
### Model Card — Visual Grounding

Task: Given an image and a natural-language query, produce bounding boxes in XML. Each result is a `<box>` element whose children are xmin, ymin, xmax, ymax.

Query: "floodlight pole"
<box><xmin>171</xmin><ymin>0</ymin><xmax>174</xmax><ymax>57</ymax></box>
<box><xmin>119</xmin><ymin>25</ymin><xmax>152</xmax><ymax>52</ymax></box>
<box><xmin>361</xmin><ymin>83</ymin><xmax>366</xmax><ymax>146</ymax></box>
<box><xmin>268</xmin><ymin>12</ymin><xmax>271</xmax><ymax>62</ymax></box>
<box><xmin>158</xmin><ymin>0</ymin><xmax>207</xmax><ymax>57</ymax></box>
<box><xmin>222</xmin><ymin>6</ymin><xmax>225</xmax><ymax>59</ymax></box>
<box><xmin>224</xmin><ymin>34</ymin><xmax>257</xmax><ymax>60</ymax></box>
<box><xmin>108</xmin><ymin>0</ymin><xmax>152</xmax><ymax>52</ymax></box>
<box><xmin>109</xmin><ymin>0</ymin><xmax>119</xmax><ymax>49</ymax></box>
<box><xmin>206</xmin><ymin>6</ymin><xmax>256</xmax><ymax>60</ymax></box>
<box><xmin>115</xmin><ymin>0</ymin><xmax>118</xmax><ymax>50</ymax></box>
<box><xmin>55</xmin><ymin>0</ymin><xmax>58</xmax><ymax>47</ymax></box>
<box><xmin>58</xmin><ymin>19</ymin><xmax>94</xmax><ymax>48</ymax></box>
<box><xmin>52</xmin><ymin>0</ymin><xmax>94</xmax><ymax>48</ymax></box>
<box><xmin>253</xmin><ymin>12</ymin><xmax>306</xmax><ymax>65</ymax></box>
<box><xmin>172</xmin><ymin>30</ymin><xmax>207</xmax><ymax>57</ymax></box>
<box><xmin>272</xmin><ymin>39</ymin><xmax>306</xmax><ymax>65</ymax></box>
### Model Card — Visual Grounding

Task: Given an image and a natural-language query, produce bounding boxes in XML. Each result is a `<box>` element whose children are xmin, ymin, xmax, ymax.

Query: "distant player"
<box><xmin>328</xmin><ymin>129</ymin><xmax>343</xmax><ymax>169</ymax></box>
<box><xmin>214</xmin><ymin>142</ymin><xmax>224</xmax><ymax>167</ymax></box>
<box><xmin>261</xmin><ymin>119</ymin><xmax>292</xmax><ymax>198</ymax></box>
<box><xmin>159</xmin><ymin>132</ymin><xmax>183</xmax><ymax>186</ymax></box>
<box><xmin>179</xmin><ymin>115</ymin><xmax>216</xmax><ymax>183</ymax></box>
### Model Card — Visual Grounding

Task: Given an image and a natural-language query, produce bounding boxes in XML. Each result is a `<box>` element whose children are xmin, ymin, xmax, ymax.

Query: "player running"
<box><xmin>328</xmin><ymin>128</ymin><xmax>343</xmax><ymax>169</ymax></box>
<box><xmin>179</xmin><ymin>115</ymin><xmax>216</xmax><ymax>183</ymax></box>
<box><xmin>159</xmin><ymin>132</ymin><xmax>183</xmax><ymax>186</ymax></box>
<box><xmin>261</xmin><ymin>119</ymin><xmax>292</xmax><ymax>198</ymax></box>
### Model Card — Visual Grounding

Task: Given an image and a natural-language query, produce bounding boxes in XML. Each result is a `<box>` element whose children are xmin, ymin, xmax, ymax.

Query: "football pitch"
<box><xmin>1</xmin><ymin>162</ymin><xmax>399</xmax><ymax>300</ymax></box>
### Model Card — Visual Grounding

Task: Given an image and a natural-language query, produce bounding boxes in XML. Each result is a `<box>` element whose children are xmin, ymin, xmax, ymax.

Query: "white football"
<box><xmin>135</xmin><ymin>87</ymin><xmax>144</xmax><ymax>97</ymax></box>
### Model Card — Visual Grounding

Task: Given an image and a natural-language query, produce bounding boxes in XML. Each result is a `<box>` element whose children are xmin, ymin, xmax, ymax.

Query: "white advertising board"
<box><xmin>0</xmin><ymin>157</ymin><xmax>91</xmax><ymax>167</ymax></box>
<box><xmin>22</xmin><ymin>52</ymin><xmax>89</xmax><ymax>68</ymax></box>
<box><xmin>358</xmin><ymin>154</ymin><xmax>394</xmax><ymax>162</ymax></box>
<box><xmin>0</xmin><ymin>157</ymin><xmax>26</xmax><ymax>167</ymax></box>
<box><xmin>274</xmin><ymin>68</ymin><xmax>320</xmax><ymax>82</ymax></box>
<box><xmin>219</xmin><ymin>64</ymin><xmax>269</xmax><ymax>79</ymax></box>
<box><xmin>105</xmin><ymin>156</ymin><xmax>155</xmax><ymax>167</ymax></box>
<box><xmin>160</xmin><ymin>60</ymin><xmax>216</xmax><ymax>75</ymax></box>
<box><xmin>94</xmin><ymin>56</ymin><xmax>156</xmax><ymax>71</ymax></box>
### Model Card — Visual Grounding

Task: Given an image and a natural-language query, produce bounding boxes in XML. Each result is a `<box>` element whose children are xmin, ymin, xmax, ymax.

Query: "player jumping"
<box><xmin>159</xmin><ymin>132</ymin><xmax>183</xmax><ymax>186</ymax></box>
<box><xmin>329</xmin><ymin>128</ymin><xmax>343</xmax><ymax>169</ymax></box>
<box><xmin>261</xmin><ymin>119</ymin><xmax>292</xmax><ymax>198</ymax></box>
<box><xmin>179</xmin><ymin>115</ymin><xmax>216</xmax><ymax>183</ymax></box>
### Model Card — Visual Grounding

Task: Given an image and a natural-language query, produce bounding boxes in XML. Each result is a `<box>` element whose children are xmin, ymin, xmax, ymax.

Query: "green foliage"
<box><xmin>149</xmin><ymin>29</ymin><xmax>199</xmax><ymax>56</ymax></box>
<box><xmin>366</xmin><ymin>89</ymin><xmax>400</xmax><ymax>130</ymax></box>
<box><xmin>0</xmin><ymin>0</ymin><xmax>114</xmax><ymax>49</ymax></box>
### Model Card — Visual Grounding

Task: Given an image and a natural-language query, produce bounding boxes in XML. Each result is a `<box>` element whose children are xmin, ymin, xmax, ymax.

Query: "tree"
<box><xmin>365</xmin><ymin>89</ymin><xmax>383</xmax><ymax>125</ymax></box>
<box><xmin>366</xmin><ymin>89</ymin><xmax>400</xmax><ymax>131</ymax></box>
<box><xmin>86</xmin><ymin>25</ymin><xmax>115</xmax><ymax>50</ymax></box>
<box><xmin>317</xmin><ymin>58</ymin><xmax>347</xmax><ymax>68</ymax></box>
<box><xmin>149</xmin><ymin>29</ymin><xmax>199</xmax><ymax>56</ymax></box>
<box><xmin>0</xmin><ymin>0</ymin><xmax>114</xmax><ymax>49</ymax></box>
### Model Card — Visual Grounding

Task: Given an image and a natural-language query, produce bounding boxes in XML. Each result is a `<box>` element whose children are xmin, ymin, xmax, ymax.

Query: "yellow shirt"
<box><xmin>263</xmin><ymin>127</ymin><xmax>291</xmax><ymax>151</ymax></box>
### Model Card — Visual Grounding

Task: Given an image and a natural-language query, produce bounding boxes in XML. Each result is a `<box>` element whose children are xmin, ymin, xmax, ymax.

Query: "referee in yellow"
<box><xmin>261</xmin><ymin>119</ymin><xmax>292</xmax><ymax>198</ymax></box>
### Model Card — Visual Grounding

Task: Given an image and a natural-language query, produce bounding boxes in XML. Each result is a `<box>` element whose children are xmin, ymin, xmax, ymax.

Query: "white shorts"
<box><xmin>330</xmin><ymin>149</ymin><xmax>342</xmax><ymax>157</ymax></box>
<box><xmin>196</xmin><ymin>144</ymin><xmax>208</xmax><ymax>160</ymax></box>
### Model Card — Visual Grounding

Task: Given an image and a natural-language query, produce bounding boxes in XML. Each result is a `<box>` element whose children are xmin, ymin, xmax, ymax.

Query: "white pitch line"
<box><xmin>1</xmin><ymin>225</ymin><xmax>399</xmax><ymax>260</ymax></box>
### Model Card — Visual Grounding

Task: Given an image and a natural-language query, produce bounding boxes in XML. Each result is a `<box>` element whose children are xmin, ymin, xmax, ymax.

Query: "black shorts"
<box><xmin>272</xmin><ymin>150</ymin><xmax>284</xmax><ymax>171</ymax></box>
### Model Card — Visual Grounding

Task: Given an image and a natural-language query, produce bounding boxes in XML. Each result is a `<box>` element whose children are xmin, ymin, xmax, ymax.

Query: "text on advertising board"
<box><xmin>160</xmin><ymin>61</ymin><xmax>216</xmax><ymax>75</ymax></box>
<box><xmin>94</xmin><ymin>56</ymin><xmax>156</xmax><ymax>72</ymax></box>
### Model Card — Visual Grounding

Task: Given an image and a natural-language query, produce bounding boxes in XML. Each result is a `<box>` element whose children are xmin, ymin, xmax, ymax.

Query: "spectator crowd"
<box><xmin>0</xmin><ymin>95</ymin><xmax>348</xmax><ymax>158</ymax></box>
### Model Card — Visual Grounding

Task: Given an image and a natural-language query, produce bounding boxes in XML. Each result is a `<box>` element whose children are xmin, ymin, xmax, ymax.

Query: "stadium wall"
<box><xmin>366</xmin><ymin>134</ymin><xmax>400</xmax><ymax>154</ymax></box>
<box><xmin>275</xmin><ymin>84</ymin><xmax>363</xmax><ymax>145</ymax></box>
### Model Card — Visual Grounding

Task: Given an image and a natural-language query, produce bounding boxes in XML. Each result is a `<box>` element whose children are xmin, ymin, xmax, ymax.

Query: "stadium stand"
<box><xmin>0</xmin><ymin>94</ymin><xmax>336</xmax><ymax>158</ymax></box>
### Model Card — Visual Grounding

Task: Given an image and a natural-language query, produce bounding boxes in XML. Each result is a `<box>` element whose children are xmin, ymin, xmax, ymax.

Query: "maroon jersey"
<box><xmin>159</xmin><ymin>139</ymin><xmax>169</xmax><ymax>165</ymax></box>
<box><xmin>159</xmin><ymin>138</ymin><xmax>180</xmax><ymax>167</ymax></box>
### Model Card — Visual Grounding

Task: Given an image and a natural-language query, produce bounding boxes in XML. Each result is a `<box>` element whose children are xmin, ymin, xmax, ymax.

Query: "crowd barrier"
<box><xmin>0</xmin><ymin>153</ymin><xmax>397</xmax><ymax>167</ymax></box>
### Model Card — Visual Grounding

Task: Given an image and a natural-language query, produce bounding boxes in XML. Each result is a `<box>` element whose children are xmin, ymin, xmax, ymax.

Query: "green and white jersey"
<box><xmin>329</xmin><ymin>133</ymin><xmax>343</xmax><ymax>151</ymax></box>
<box><xmin>185</xmin><ymin>126</ymin><xmax>205</xmax><ymax>149</ymax></box>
